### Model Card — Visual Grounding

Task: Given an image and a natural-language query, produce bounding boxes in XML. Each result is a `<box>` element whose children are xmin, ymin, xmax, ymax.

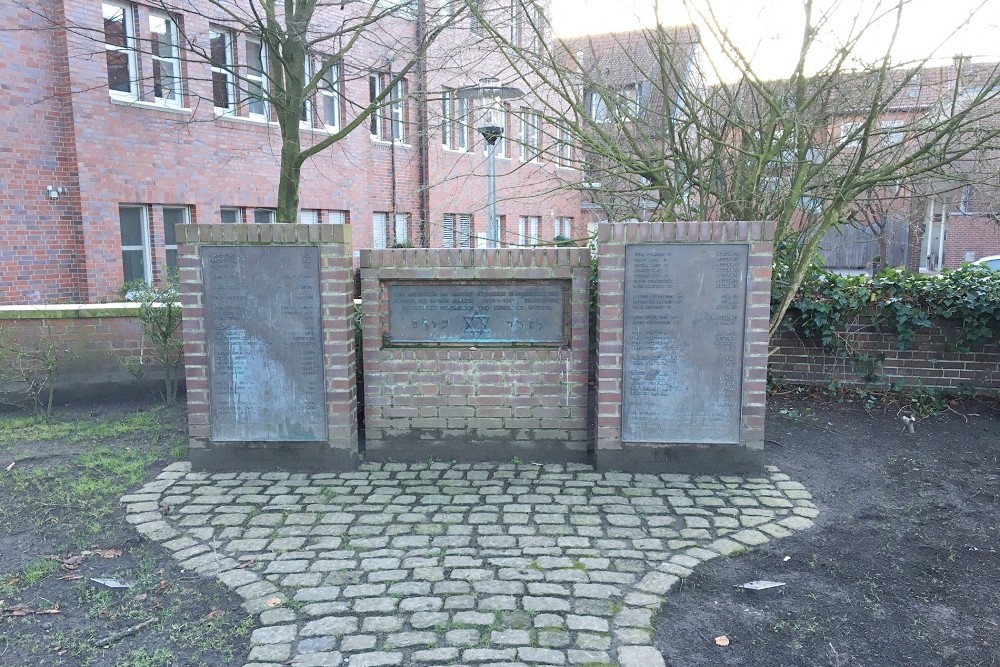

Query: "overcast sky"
<box><xmin>549</xmin><ymin>0</ymin><xmax>1000</xmax><ymax>80</ymax></box>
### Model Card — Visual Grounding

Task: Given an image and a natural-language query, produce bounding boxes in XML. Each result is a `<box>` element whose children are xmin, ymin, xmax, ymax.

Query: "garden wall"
<box><xmin>0</xmin><ymin>304</ymin><xmax>165</xmax><ymax>401</ymax></box>
<box><xmin>769</xmin><ymin>319</ymin><xmax>1000</xmax><ymax>391</ymax></box>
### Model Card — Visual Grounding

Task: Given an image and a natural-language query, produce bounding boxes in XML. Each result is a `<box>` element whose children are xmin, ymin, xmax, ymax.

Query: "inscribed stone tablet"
<box><xmin>388</xmin><ymin>282</ymin><xmax>566</xmax><ymax>344</ymax></box>
<box><xmin>622</xmin><ymin>243</ymin><xmax>748</xmax><ymax>444</ymax></box>
<box><xmin>203</xmin><ymin>246</ymin><xmax>327</xmax><ymax>442</ymax></box>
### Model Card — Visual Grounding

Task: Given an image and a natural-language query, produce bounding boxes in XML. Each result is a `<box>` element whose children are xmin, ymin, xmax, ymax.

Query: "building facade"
<box><xmin>0</xmin><ymin>0</ymin><xmax>582</xmax><ymax>305</ymax></box>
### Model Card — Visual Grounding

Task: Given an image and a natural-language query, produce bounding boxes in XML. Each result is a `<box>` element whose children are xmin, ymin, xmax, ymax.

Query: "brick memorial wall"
<box><xmin>594</xmin><ymin>221</ymin><xmax>775</xmax><ymax>472</ymax></box>
<box><xmin>359</xmin><ymin>248</ymin><xmax>590</xmax><ymax>462</ymax></box>
<box><xmin>178</xmin><ymin>224</ymin><xmax>358</xmax><ymax>471</ymax></box>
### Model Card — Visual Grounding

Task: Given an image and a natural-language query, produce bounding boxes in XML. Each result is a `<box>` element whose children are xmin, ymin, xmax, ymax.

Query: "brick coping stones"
<box><xmin>125</xmin><ymin>461</ymin><xmax>818</xmax><ymax>667</ymax></box>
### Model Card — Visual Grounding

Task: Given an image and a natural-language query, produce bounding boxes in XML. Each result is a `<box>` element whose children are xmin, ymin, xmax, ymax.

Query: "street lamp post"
<box><xmin>456</xmin><ymin>78</ymin><xmax>523</xmax><ymax>248</ymax></box>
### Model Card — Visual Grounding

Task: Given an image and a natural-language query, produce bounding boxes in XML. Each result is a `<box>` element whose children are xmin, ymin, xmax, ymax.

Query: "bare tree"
<box><xmin>33</xmin><ymin>0</ymin><xmax>463</xmax><ymax>224</ymax></box>
<box><xmin>477</xmin><ymin>0</ymin><xmax>1000</xmax><ymax>335</ymax></box>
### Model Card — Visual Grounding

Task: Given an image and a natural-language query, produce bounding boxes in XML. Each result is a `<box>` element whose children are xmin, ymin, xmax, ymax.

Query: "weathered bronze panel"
<box><xmin>203</xmin><ymin>246</ymin><xmax>327</xmax><ymax>441</ymax></box>
<box><xmin>388</xmin><ymin>282</ymin><xmax>567</xmax><ymax>344</ymax></box>
<box><xmin>622</xmin><ymin>243</ymin><xmax>748</xmax><ymax>444</ymax></box>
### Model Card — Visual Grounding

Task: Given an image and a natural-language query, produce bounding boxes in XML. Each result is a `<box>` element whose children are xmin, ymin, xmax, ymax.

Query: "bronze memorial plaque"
<box><xmin>203</xmin><ymin>246</ymin><xmax>327</xmax><ymax>442</ymax></box>
<box><xmin>622</xmin><ymin>243</ymin><xmax>748</xmax><ymax>444</ymax></box>
<box><xmin>388</xmin><ymin>282</ymin><xmax>567</xmax><ymax>344</ymax></box>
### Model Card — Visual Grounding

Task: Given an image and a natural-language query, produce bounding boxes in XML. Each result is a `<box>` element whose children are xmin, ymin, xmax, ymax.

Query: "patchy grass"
<box><xmin>0</xmin><ymin>403</ymin><xmax>251</xmax><ymax>667</ymax></box>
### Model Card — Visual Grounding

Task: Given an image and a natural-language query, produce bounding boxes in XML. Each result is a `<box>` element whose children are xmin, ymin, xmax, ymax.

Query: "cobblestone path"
<box><xmin>122</xmin><ymin>462</ymin><xmax>818</xmax><ymax>667</ymax></box>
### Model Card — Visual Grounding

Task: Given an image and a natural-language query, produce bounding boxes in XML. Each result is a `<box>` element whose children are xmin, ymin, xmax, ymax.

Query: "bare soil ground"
<box><xmin>0</xmin><ymin>400</ymin><xmax>252</xmax><ymax>667</ymax></box>
<box><xmin>1</xmin><ymin>393</ymin><xmax>996</xmax><ymax>667</ymax></box>
<box><xmin>656</xmin><ymin>393</ymin><xmax>1000</xmax><ymax>667</ymax></box>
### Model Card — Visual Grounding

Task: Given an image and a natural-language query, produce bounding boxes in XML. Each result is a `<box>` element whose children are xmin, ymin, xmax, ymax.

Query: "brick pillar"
<box><xmin>594</xmin><ymin>221</ymin><xmax>774</xmax><ymax>473</ymax></box>
<box><xmin>178</xmin><ymin>223</ymin><xmax>358</xmax><ymax>471</ymax></box>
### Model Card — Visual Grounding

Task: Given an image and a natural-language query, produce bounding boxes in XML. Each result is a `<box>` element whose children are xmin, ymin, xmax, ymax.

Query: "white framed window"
<box><xmin>300</xmin><ymin>56</ymin><xmax>313</xmax><ymax>127</ymax></box>
<box><xmin>299</xmin><ymin>209</ymin><xmax>319</xmax><ymax>224</ymax></box>
<box><xmin>589</xmin><ymin>84</ymin><xmax>640</xmax><ymax>123</ymax></box>
<box><xmin>879</xmin><ymin>119</ymin><xmax>905</xmax><ymax>146</ymax></box>
<box><xmin>554</xmin><ymin>216</ymin><xmax>573</xmax><ymax>240</ymax></box>
<box><xmin>519</xmin><ymin>109</ymin><xmax>540</xmax><ymax>162</ymax></box>
<box><xmin>371</xmin><ymin>74</ymin><xmax>407</xmax><ymax>142</ymax></box>
<box><xmin>329</xmin><ymin>210</ymin><xmax>347</xmax><ymax>225</ymax></box>
<box><xmin>369</xmin><ymin>75</ymin><xmax>384</xmax><ymax>138</ymax></box>
<box><xmin>840</xmin><ymin>121</ymin><xmax>860</xmax><ymax>146</ymax></box>
<box><xmin>443</xmin><ymin>213</ymin><xmax>472</xmax><ymax>248</ymax></box>
<box><xmin>517</xmin><ymin>215</ymin><xmax>540</xmax><ymax>246</ymax></box>
<box><xmin>442</xmin><ymin>214</ymin><xmax>455</xmax><ymax>248</ymax></box>
<box><xmin>103</xmin><ymin>2</ymin><xmax>137</xmax><ymax>99</ymax></box>
<box><xmin>320</xmin><ymin>60</ymin><xmax>341</xmax><ymax>131</ymax></box>
<box><xmin>458</xmin><ymin>214</ymin><xmax>472</xmax><ymax>248</ymax></box>
<box><xmin>209</xmin><ymin>27</ymin><xmax>235</xmax><ymax>112</ymax></box>
<box><xmin>119</xmin><ymin>205</ymin><xmax>151</xmax><ymax>284</ymax></box>
<box><xmin>253</xmin><ymin>208</ymin><xmax>275</xmax><ymax>224</ymax></box>
<box><xmin>441</xmin><ymin>89</ymin><xmax>454</xmax><ymax>148</ymax></box>
<box><xmin>162</xmin><ymin>206</ymin><xmax>187</xmax><ymax>272</ymax></box>
<box><xmin>556</xmin><ymin>124</ymin><xmax>574</xmax><ymax>167</ymax></box>
<box><xmin>373</xmin><ymin>212</ymin><xmax>388</xmax><ymax>249</ymax></box>
<box><xmin>220</xmin><ymin>207</ymin><xmax>242</xmax><ymax>224</ymax></box>
<box><xmin>246</xmin><ymin>39</ymin><xmax>268</xmax><ymax>119</ymax></box>
<box><xmin>457</xmin><ymin>97</ymin><xmax>470</xmax><ymax>150</ymax></box>
<box><xmin>390</xmin><ymin>79</ymin><xmax>406</xmax><ymax>142</ymax></box>
<box><xmin>393</xmin><ymin>213</ymin><xmax>409</xmax><ymax>246</ymax></box>
<box><xmin>149</xmin><ymin>12</ymin><xmax>183</xmax><ymax>106</ymax></box>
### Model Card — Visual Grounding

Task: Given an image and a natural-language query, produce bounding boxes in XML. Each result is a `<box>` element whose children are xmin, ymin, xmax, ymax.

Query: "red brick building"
<box><xmin>0</xmin><ymin>0</ymin><xmax>582</xmax><ymax>305</ymax></box>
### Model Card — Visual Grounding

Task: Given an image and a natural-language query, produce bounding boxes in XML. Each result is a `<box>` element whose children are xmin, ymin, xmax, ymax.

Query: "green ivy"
<box><xmin>774</xmin><ymin>262</ymin><xmax>1000</xmax><ymax>355</ymax></box>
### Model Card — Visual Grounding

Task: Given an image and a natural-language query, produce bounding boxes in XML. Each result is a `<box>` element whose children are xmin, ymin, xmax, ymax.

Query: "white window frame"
<box><xmin>556</xmin><ymin>125</ymin><xmax>574</xmax><ymax>168</ymax></box>
<box><xmin>458</xmin><ymin>214</ymin><xmax>472</xmax><ymax>248</ymax></box>
<box><xmin>519</xmin><ymin>110</ymin><xmax>540</xmax><ymax>162</ymax></box>
<box><xmin>300</xmin><ymin>56</ymin><xmax>313</xmax><ymax>128</ymax></box>
<box><xmin>369</xmin><ymin>74</ymin><xmax>384</xmax><ymax>139</ymax></box>
<box><xmin>220</xmin><ymin>207</ymin><xmax>242</xmax><ymax>224</ymax></box>
<box><xmin>103</xmin><ymin>2</ymin><xmax>138</xmax><ymax>100</ymax></box>
<box><xmin>162</xmin><ymin>206</ymin><xmax>188</xmax><ymax>273</ymax></box>
<box><xmin>840</xmin><ymin>121</ymin><xmax>861</xmax><ymax>146</ymax></box>
<box><xmin>393</xmin><ymin>213</ymin><xmax>409</xmax><ymax>246</ymax></box>
<box><xmin>554</xmin><ymin>216</ymin><xmax>572</xmax><ymax>240</ymax></box>
<box><xmin>209</xmin><ymin>27</ymin><xmax>235</xmax><ymax>113</ymax></box>
<box><xmin>517</xmin><ymin>215</ymin><xmax>539</xmax><ymax>246</ymax></box>
<box><xmin>329</xmin><ymin>210</ymin><xmax>347</xmax><ymax>225</ymax></box>
<box><xmin>246</xmin><ymin>38</ymin><xmax>269</xmax><ymax>120</ymax></box>
<box><xmin>441</xmin><ymin>89</ymin><xmax>454</xmax><ymax>148</ymax></box>
<box><xmin>373</xmin><ymin>212</ymin><xmax>388</xmax><ymax>249</ymax></box>
<box><xmin>442</xmin><ymin>214</ymin><xmax>455</xmax><ymax>248</ymax></box>
<box><xmin>299</xmin><ymin>209</ymin><xmax>319</xmax><ymax>224</ymax></box>
<box><xmin>253</xmin><ymin>208</ymin><xmax>275</xmax><ymax>224</ymax></box>
<box><xmin>390</xmin><ymin>79</ymin><xmax>406</xmax><ymax>142</ymax></box>
<box><xmin>879</xmin><ymin>119</ymin><xmax>905</xmax><ymax>146</ymax></box>
<box><xmin>120</xmin><ymin>205</ymin><xmax>152</xmax><ymax>284</ymax></box>
<box><xmin>149</xmin><ymin>11</ymin><xmax>183</xmax><ymax>107</ymax></box>
<box><xmin>457</xmin><ymin>97</ymin><xmax>470</xmax><ymax>151</ymax></box>
<box><xmin>320</xmin><ymin>59</ymin><xmax>341</xmax><ymax>131</ymax></box>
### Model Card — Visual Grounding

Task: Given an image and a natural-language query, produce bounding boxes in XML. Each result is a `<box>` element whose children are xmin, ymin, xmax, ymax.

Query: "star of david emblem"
<box><xmin>462</xmin><ymin>309</ymin><xmax>491</xmax><ymax>338</ymax></box>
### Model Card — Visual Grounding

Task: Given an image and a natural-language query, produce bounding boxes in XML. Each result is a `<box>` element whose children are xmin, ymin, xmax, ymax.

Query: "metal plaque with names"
<box><xmin>388</xmin><ymin>282</ymin><xmax>567</xmax><ymax>344</ymax></box>
<box><xmin>622</xmin><ymin>243</ymin><xmax>749</xmax><ymax>444</ymax></box>
<box><xmin>203</xmin><ymin>246</ymin><xmax>328</xmax><ymax>442</ymax></box>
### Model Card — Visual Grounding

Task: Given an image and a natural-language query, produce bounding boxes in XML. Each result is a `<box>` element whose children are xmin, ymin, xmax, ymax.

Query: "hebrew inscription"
<box><xmin>388</xmin><ymin>282</ymin><xmax>567</xmax><ymax>344</ymax></box>
<box><xmin>622</xmin><ymin>243</ymin><xmax>748</xmax><ymax>444</ymax></box>
<box><xmin>203</xmin><ymin>246</ymin><xmax>328</xmax><ymax>442</ymax></box>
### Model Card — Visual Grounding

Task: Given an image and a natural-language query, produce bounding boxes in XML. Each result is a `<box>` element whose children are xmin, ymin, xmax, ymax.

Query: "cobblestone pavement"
<box><xmin>122</xmin><ymin>462</ymin><xmax>818</xmax><ymax>667</ymax></box>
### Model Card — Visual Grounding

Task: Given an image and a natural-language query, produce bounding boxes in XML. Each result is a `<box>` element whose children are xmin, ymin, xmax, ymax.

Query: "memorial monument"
<box><xmin>594</xmin><ymin>221</ymin><xmax>774</xmax><ymax>472</ymax></box>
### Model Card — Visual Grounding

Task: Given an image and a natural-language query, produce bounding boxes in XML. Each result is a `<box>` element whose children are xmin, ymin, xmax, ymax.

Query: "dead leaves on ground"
<box><xmin>54</xmin><ymin>547</ymin><xmax>123</xmax><ymax>572</ymax></box>
<box><xmin>4</xmin><ymin>603</ymin><xmax>60</xmax><ymax>617</ymax></box>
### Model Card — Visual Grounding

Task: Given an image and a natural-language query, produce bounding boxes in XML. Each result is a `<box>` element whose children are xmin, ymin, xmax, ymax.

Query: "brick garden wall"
<box><xmin>594</xmin><ymin>221</ymin><xmax>775</xmax><ymax>472</ymax></box>
<box><xmin>770</xmin><ymin>320</ymin><xmax>1000</xmax><ymax>391</ymax></box>
<box><xmin>359</xmin><ymin>248</ymin><xmax>591</xmax><ymax>462</ymax></box>
<box><xmin>178</xmin><ymin>224</ymin><xmax>358</xmax><ymax>471</ymax></box>
<box><xmin>0</xmin><ymin>304</ymin><xmax>164</xmax><ymax>400</ymax></box>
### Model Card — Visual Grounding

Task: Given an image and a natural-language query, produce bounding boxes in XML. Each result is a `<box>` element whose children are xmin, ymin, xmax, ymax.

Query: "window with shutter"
<box><xmin>458</xmin><ymin>214</ymin><xmax>472</xmax><ymax>248</ymax></box>
<box><xmin>373</xmin><ymin>212</ymin><xmax>388</xmax><ymax>249</ymax></box>
<box><xmin>442</xmin><ymin>214</ymin><xmax>455</xmax><ymax>248</ymax></box>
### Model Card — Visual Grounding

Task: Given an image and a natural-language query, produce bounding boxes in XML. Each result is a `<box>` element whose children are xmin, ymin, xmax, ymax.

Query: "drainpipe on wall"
<box><xmin>416</xmin><ymin>0</ymin><xmax>431</xmax><ymax>247</ymax></box>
